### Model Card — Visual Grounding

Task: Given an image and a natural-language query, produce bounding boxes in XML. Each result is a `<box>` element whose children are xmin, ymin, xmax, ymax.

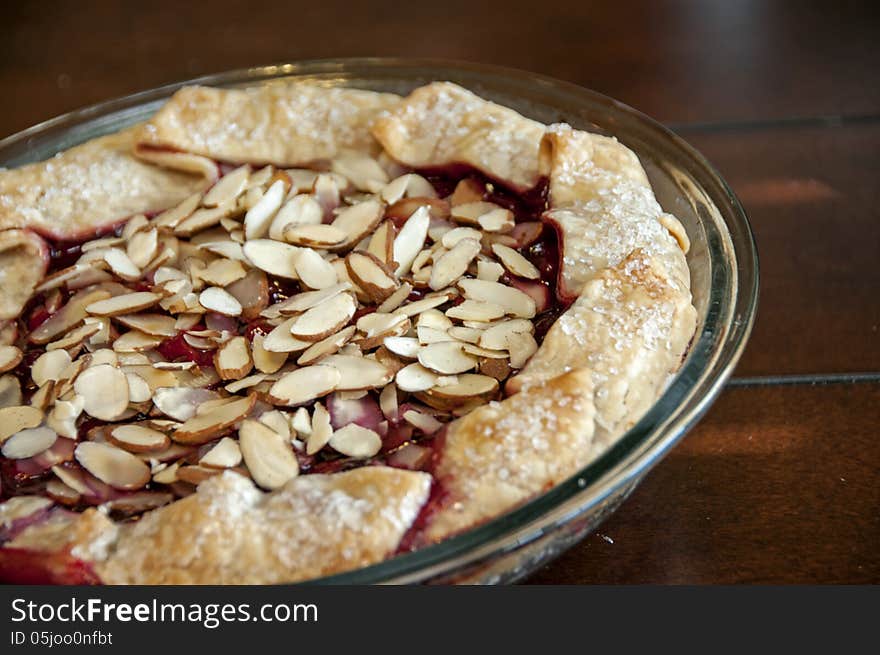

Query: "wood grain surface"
<box><xmin>0</xmin><ymin>0</ymin><xmax>877</xmax><ymax>584</ymax></box>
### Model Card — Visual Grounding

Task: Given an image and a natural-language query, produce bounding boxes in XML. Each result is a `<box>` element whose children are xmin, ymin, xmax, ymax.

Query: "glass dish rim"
<box><xmin>0</xmin><ymin>57</ymin><xmax>759</xmax><ymax>585</ymax></box>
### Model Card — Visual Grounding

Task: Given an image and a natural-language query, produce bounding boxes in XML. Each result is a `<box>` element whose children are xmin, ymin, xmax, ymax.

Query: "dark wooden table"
<box><xmin>1</xmin><ymin>0</ymin><xmax>877</xmax><ymax>583</ymax></box>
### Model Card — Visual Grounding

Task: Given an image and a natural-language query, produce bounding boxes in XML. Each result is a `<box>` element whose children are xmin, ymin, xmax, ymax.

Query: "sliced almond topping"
<box><xmin>269</xmin><ymin>194</ymin><xmax>323</xmax><ymax>240</ymax></box>
<box><xmin>125</xmin><ymin>372</ymin><xmax>152</xmax><ymax>403</ymax></box>
<box><xmin>252</xmin><ymin>333</ymin><xmax>288</xmax><ymax>372</ymax></box>
<box><xmin>331</xmin><ymin>152</ymin><xmax>389</xmax><ymax>192</ymax></box>
<box><xmin>1</xmin><ymin>426</ymin><xmax>57</xmax><ymax>459</ymax></box>
<box><xmin>294</xmin><ymin>248</ymin><xmax>339</xmax><ymax>290</ymax></box>
<box><xmin>291</xmin><ymin>406</ymin><xmax>312</xmax><ymax>437</ymax></box>
<box><xmin>290</xmin><ymin>292</ymin><xmax>356</xmax><ymax>341</ymax></box>
<box><xmin>151</xmin><ymin>461</ymin><xmax>180</xmax><ymax>485</ymax></box>
<box><xmin>151</xmin><ymin>387</ymin><xmax>220</xmax><ymax>421</ymax></box>
<box><xmin>214</xmin><ymin>336</ymin><xmax>253</xmax><ymax>380</ymax></box>
<box><xmin>225</xmin><ymin>373</ymin><xmax>267</xmax><ymax>393</ymax></box>
<box><xmin>239</xmin><ymin>419</ymin><xmax>300</xmax><ymax>490</ymax></box>
<box><xmin>376</xmin><ymin>282</ymin><xmax>412</xmax><ymax>313</ymax></box>
<box><xmin>153</xmin><ymin>192</ymin><xmax>202</xmax><ymax>229</ymax></box>
<box><xmin>417</xmin><ymin>309</ymin><xmax>454</xmax><ymax>331</ymax></box>
<box><xmin>173</xmin><ymin>394</ymin><xmax>256</xmax><ymax>445</ymax></box>
<box><xmin>0</xmin><ymin>376</ymin><xmax>23</xmax><ymax>410</ymax></box>
<box><xmin>395</xmin><ymin>362</ymin><xmax>439</xmax><ymax>392</ymax></box>
<box><xmin>478</xmin><ymin>207</ymin><xmax>515</xmax><ymax>233</ymax></box>
<box><xmin>383</xmin><ymin>336</ymin><xmax>421</xmax><ymax>359</ymax></box>
<box><xmin>479</xmin><ymin>318</ymin><xmax>535</xmax><ymax>350</ymax></box>
<box><xmin>86</xmin><ymin>291</ymin><xmax>160</xmax><ymax>317</ymax></box>
<box><xmin>200</xmin><ymin>240</ymin><xmax>245</xmax><ymax>261</ymax></box>
<box><xmin>458</xmin><ymin>279</ymin><xmax>536</xmax><ymax>318</ymax></box>
<box><xmin>403</xmin><ymin>409</ymin><xmax>444</xmax><ymax>434</ymax></box>
<box><xmin>30</xmin><ymin>289</ymin><xmax>111</xmax><ymax>345</ymax></box>
<box><xmin>115</xmin><ymin>313</ymin><xmax>178</xmax><ymax>337</ymax></box>
<box><xmin>174</xmin><ymin>201</ymin><xmax>238</xmax><ymax>237</ymax></box>
<box><xmin>75</xmin><ymin>441</ymin><xmax>151</xmax><ymax>490</ymax></box>
<box><xmin>0</xmin><ymin>345</ymin><xmax>23</xmax><ymax>374</ymax></box>
<box><xmin>418</xmin><ymin>341</ymin><xmax>478</xmax><ymax>374</ymax></box>
<box><xmin>320</xmin><ymin>354</ymin><xmax>392</xmax><ymax>390</ymax></box>
<box><xmin>463</xmin><ymin>343</ymin><xmax>508</xmax><ymax>359</ymax></box>
<box><xmin>417</xmin><ymin>325</ymin><xmax>454</xmax><ymax>345</ymax></box>
<box><xmin>476</xmin><ymin>259</ymin><xmax>505</xmax><ymax>282</ymax></box>
<box><xmin>32</xmin><ymin>350</ymin><xmax>72</xmax><ymax>387</ymax></box>
<box><xmin>356</xmin><ymin>312</ymin><xmax>409</xmax><ymax>341</ymax></box>
<box><xmin>450</xmin><ymin>201</ymin><xmax>501</xmax><ymax>225</ymax></box>
<box><xmin>297</xmin><ymin>325</ymin><xmax>356</xmax><ymax>366</ymax></box>
<box><xmin>113</xmin><ymin>330</ymin><xmax>164</xmax><ymax>353</ymax></box>
<box><xmin>200</xmin><ymin>436</ymin><xmax>243</xmax><ymax>469</ymax></box>
<box><xmin>1</xmin><ymin>496</ymin><xmax>54</xmax><ymax>521</ymax></box>
<box><xmin>244</xmin><ymin>179</ymin><xmax>285</xmax><ymax>239</ymax></box>
<box><xmin>417</xmin><ymin>373</ymin><xmax>499</xmax><ymax>409</ymax></box>
<box><xmin>392</xmin><ymin>205</ymin><xmax>430</xmax><ymax>275</ymax></box>
<box><xmin>74</xmin><ymin>364</ymin><xmax>129</xmax><ymax>421</ymax></box>
<box><xmin>506</xmin><ymin>330</ymin><xmax>539</xmax><ymax>368</ymax></box>
<box><xmin>491</xmin><ymin>243</ymin><xmax>540</xmax><ymax>279</ymax></box>
<box><xmin>198</xmin><ymin>286</ymin><xmax>242</xmax><ymax>316</ymax></box>
<box><xmin>284</xmin><ymin>223</ymin><xmax>347</xmax><ymax>248</ymax></box>
<box><xmin>203</xmin><ymin>165</ymin><xmax>250</xmax><ymax>207</ymax></box>
<box><xmin>109</xmin><ymin>425</ymin><xmax>170</xmax><ymax>453</ymax></box>
<box><xmin>88</xmin><ymin>348</ymin><xmax>119</xmax><ymax>368</ymax></box>
<box><xmin>242</xmin><ymin>239</ymin><xmax>301</xmax><ymax>279</ymax></box>
<box><xmin>103</xmin><ymin>248</ymin><xmax>142</xmax><ymax>281</ymax></box>
<box><xmin>268</xmin><ymin>365</ymin><xmax>341</xmax><ymax>406</ymax></box>
<box><xmin>367</xmin><ymin>220</ymin><xmax>395</xmax><ymax>266</ymax></box>
<box><xmin>381</xmin><ymin>173</ymin><xmax>437</xmax><ymax>204</ymax></box>
<box><xmin>152</xmin><ymin>361</ymin><xmax>196</xmax><ymax>370</ymax></box>
<box><xmin>262</xmin><ymin>318</ymin><xmax>312</xmax><ymax>353</ymax></box>
<box><xmin>328</xmin><ymin>198</ymin><xmax>385</xmax><ymax>252</ymax></box>
<box><xmin>46</xmin><ymin>323</ymin><xmax>101</xmax><ymax>353</ymax></box>
<box><xmin>329</xmin><ymin>423</ymin><xmax>382</xmax><ymax>459</ymax></box>
<box><xmin>306</xmin><ymin>402</ymin><xmax>332</xmax><ymax>454</ymax></box>
<box><xmin>446</xmin><ymin>299</ymin><xmax>507</xmax><ymax>322</ymax></box>
<box><xmin>379</xmin><ymin>382</ymin><xmax>399</xmax><ymax>420</ymax></box>
<box><xmin>271</xmin><ymin>282</ymin><xmax>352</xmax><ymax>315</ymax></box>
<box><xmin>441</xmin><ymin>227</ymin><xmax>483</xmax><ymax>249</ymax></box>
<box><xmin>127</xmin><ymin>228</ymin><xmax>159</xmax><ymax>269</ymax></box>
<box><xmin>392</xmin><ymin>294</ymin><xmax>449</xmax><ymax>318</ymax></box>
<box><xmin>428</xmin><ymin>234</ymin><xmax>481</xmax><ymax>290</ymax></box>
<box><xmin>346</xmin><ymin>250</ymin><xmax>399</xmax><ymax>302</ymax></box>
<box><xmin>198</xmin><ymin>258</ymin><xmax>247</xmax><ymax>286</ymax></box>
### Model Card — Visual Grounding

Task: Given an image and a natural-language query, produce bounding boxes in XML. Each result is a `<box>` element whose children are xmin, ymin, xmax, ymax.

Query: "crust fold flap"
<box><xmin>372</xmin><ymin>82</ymin><xmax>546</xmax><ymax>192</ymax></box>
<box><xmin>136</xmin><ymin>83</ymin><xmax>400</xmax><ymax>168</ymax></box>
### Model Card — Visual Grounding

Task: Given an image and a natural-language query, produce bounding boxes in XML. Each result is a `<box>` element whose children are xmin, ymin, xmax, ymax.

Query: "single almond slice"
<box><xmin>103</xmin><ymin>248</ymin><xmax>142</xmax><ymax>281</ymax></box>
<box><xmin>226</xmin><ymin>269</ymin><xmax>269</xmax><ymax>320</ymax></box>
<box><xmin>284</xmin><ymin>223</ymin><xmax>347</xmax><ymax>248</ymax></box>
<box><xmin>383</xmin><ymin>336</ymin><xmax>421</xmax><ymax>359</ymax></box>
<box><xmin>75</xmin><ymin>441</ymin><xmax>151</xmax><ymax>490</ymax></box>
<box><xmin>416</xmin><ymin>325</ymin><xmax>454</xmax><ymax>345</ymax></box>
<box><xmin>429</xmin><ymin>238</ymin><xmax>481</xmax><ymax>290</ymax></box>
<box><xmin>151</xmin><ymin>462</ymin><xmax>180</xmax><ymax>485</ymax></box>
<box><xmin>331</xmin><ymin>152</ymin><xmax>389</xmax><ymax>192</ymax></box>
<box><xmin>441</xmin><ymin>227</ymin><xmax>483</xmax><ymax>249</ymax></box>
<box><xmin>203</xmin><ymin>165</ymin><xmax>250</xmax><ymax>207</ymax></box>
<box><xmin>198</xmin><ymin>286</ymin><xmax>242</xmax><ymax>316</ymax></box>
<box><xmin>113</xmin><ymin>330</ymin><xmax>164</xmax><ymax>353</ymax></box>
<box><xmin>259</xmin><ymin>410</ymin><xmax>291</xmax><ymax>440</ymax></box>
<box><xmin>480</xmin><ymin>208</ymin><xmax>516</xmax><ymax>233</ymax></box>
<box><xmin>447</xmin><ymin>326</ymin><xmax>485</xmax><ymax>344</ymax></box>
<box><xmin>125</xmin><ymin>372</ymin><xmax>152</xmax><ymax>403</ymax></box>
<box><xmin>239</xmin><ymin>419</ymin><xmax>300</xmax><ymax>490</ymax></box>
<box><xmin>346</xmin><ymin>250</ymin><xmax>399</xmax><ymax>302</ymax></box>
<box><xmin>252</xmin><ymin>333</ymin><xmax>288</xmax><ymax>372</ymax></box>
<box><xmin>200</xmin><ymin>436</ymin><xmax>243</xmax><ymax>469</ymax></box>
<box><xmin>320</xmin><ymin>354</ymin><xmax>392</xmax><ymax>390</ymax></box>
<box><xmin>271</xmin><ymin>282</ymin><xmax>352</xmax><ymax>315</ymax></box>
<box><xmin>244</xmin><ymin>179</ymin><xmax>285</xmax><ymax>239</ymax></box>
<box><xmin>297</xmin><ymin>325</ymin><xmax>356</xmax><ymax>366</ymax></box>
<box><xmin>127</xmin><ymin>228</ymin><xmax>159</xmax><ymax>269</ymax></box>
<box><xmin>269</xmin><ymin>194</ymin><xmax>323</xmax><ymax>240</ymax></box>
<box><xmin>289</xmin><ymin>292</ymin><xmax>356</xmax><ymax>341</ymax></box>
<box><xmin>306</xmin><ymin>402</ymin><xmax>332</xmax><ymax>454</ymax></box>
<box><xmin>32</xmin><ymin>350</ymin><xmax>71</xmax><ymax>387</ymax></box>
<box><xmin>214</xmin><ymin>336</ymin><xmax>253</xmax><ymax>380</ymax></box>
<box><xmin>262</xmin><ymin>318</ymin><xmax>312</xmax><ymax>353</ymax></box>
<box><xmin>402</xmin><ymin>409</ymin><xmax>444</xmax><ymax>435</ymax></box>
<box><xmin>1</xmin><ymin>496</ymin><xmax>54</xmax><ymax>521</ymax></box>
<box><xmin>200</xmin><ymin>240</ymin><xmax>245</xmax><ymax>261</ymax></box>
<box><xmin>458</xmin><ymin>279</ymin><xmax>536</xmax><ymax>319</ymax></box>
<box><xmin>395</xmin><ymin>362</ymin><xmax>439</xmax><ymax>392</ymax></box>
<box><xmin>392</xmin><ymin>205</ymin><xmax>430</xmax><ymax>275</ymax></box>
<box><xmin>329</xmin><ymin>423</ymin><xmax>382</xmax><ymax>458</ymax></box>
<box><xmin>114</xmin><ymin>313</ymin><xmax>178</xmax><ymax>337</ymax></box>
<box><xmin>29</xmin><ymin>289</ymin><xmax>111</xmax><ymax>345</ymax></box>
<box><xmin>1</xmin><ymin>426</ymin><xmax>57</xmax><ymax>459</ymax></box>
<box><xmin>152</xmin><ymin>387</ymin><xmax>221</xmax><ymax>421</ymax></box>
<box><xmin>450</xmin><ymin>201</ymin><xmax>500</xmax><ymax>225</ymax></box>
<box><xmin>392</xmin><ymin>294</ymin><xmax>449</xmax><ymax>318</ymax></box>
<box><xmin>378</xmin><ymin>382</ymin><xmax>398</xmax><ymax>421</ymax></box>
<box><xmin>173</xmin><ymin>394</ymin><xmax>256</xmax><ymax>445</ymax></box>
<box><xmin>0</xmin><ymin>376</ymin><xmax>22</xmax><ymax>410</ymax></box>
<box><xmin>380</xmin><ymin>173</ymin><xmax>437</xmax><ymax>204</ymax></box>
<box><xmin>366</xmin><ymin>220</ymin><xmax>395</xmax><ymax>266</ymax></box>
<box><xmin>462</xmin><ymin>343</ymin><xmax>509</xmax><ymax>359</ymax></box>
<box><xmin>491</xmin><ymin>243</ymin><xmax>540</xmax><ymax>279</ymax></box>
<box><xmin>294</xmin><ymin>248</ymin><xmax>338</xmax><ymax>290</ymax></box>
<box><xmin>85</xmin><ymin>291</ymin><xmax>160</xmax><ymax>318</ymax></box>
<box><xmin>418</xmin><ymin>341</ymin><xmax>478</xmax><ymax>375</ymax></box>
<box><xmin>376</xmin><ymin>282</ymin><xmax>412</xmax><ymax>313</ymax></box>
<box><xmin>328</xmin><ymin>198</ymin><xmax>385</xmax><ymax>252</ymax></box>
<box><xmin>506</xmin><ymin>330</ymin><xmax>539</xmax><ymax>368</ymax></box>
<box><xmin>152</xmin><ymin>192</ymin><xmax>202</xmax><ymax>229</ymax></box>
<box><xmin>416</xmin><ymin>309</ymin><xmax>453</xmax><ymax>331</ymax></box>
<box><xmin>417</xmin><ymin>373</ymin><xmax>499</xmax><ymax>410</ymax></box>
<box><xmin>198</xmin><ymin>258</ymin><xmax>247</xmax><ymax>286</ymax></box>
<box><xmin>478</xmin><ymin>318</ymin><xmax>535</xmax><ymax>350</ymax></box>
<box><xmin>268</xmin><ymin>365</ymin><xmax>340</xmax><ymax>407</ymax></box>
<box><xmin>446</xmin><ymin>299</ymin><xmax>507</xmax><ymax>322</ymax></box>
<box><xmin>291</xmin><ymin>406</ymin><xmax>312</xmax><ymax>437</ymax></box>
<box><xmin>225</xmin><ymin>373</ymin><xmax>267</xmax><ymax>393</ymax></box>
<box><xmin>242</xmin><ymin>239</ymin><xmax>301</xmax><ymax>279</ymax></box>
<box><xmin>74</xmin><ymin>364</ymin><xmax>129</xmax><ymax>421</ymax></box>
<box><xmin>108</xmin><ymin>424</ymin><xmax>170</xmax><ymax>453</ymax></box>
<box><xmin>477</xmin><ymin>259</ymin><xmax>505</xmax><ymax>282</ymax></box>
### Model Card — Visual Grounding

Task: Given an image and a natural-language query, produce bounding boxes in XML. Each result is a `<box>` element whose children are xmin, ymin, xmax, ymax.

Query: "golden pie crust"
<box><xmin>0</xmin><ymin>81</ymin><xmax>697</xmax><ymax>584</ymax></box>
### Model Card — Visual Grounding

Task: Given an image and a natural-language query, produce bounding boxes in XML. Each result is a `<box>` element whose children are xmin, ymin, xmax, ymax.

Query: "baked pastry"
<box><xmin>0</xmin><ymin>80</ymin><xmax>696</xmax><ymax>584</ymax></box>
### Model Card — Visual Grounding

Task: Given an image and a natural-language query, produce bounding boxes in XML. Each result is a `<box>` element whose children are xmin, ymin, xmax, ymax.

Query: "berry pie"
<box><xmin>0</xmin><ymin>81</ymin><xmax>696</xmax><ymax>584</ymax></box>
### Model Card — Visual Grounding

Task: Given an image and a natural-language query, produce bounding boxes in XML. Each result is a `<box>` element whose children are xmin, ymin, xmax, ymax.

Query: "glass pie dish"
<box><xmin>0</xmin><ymin>58</ymin><xmax>758</xmax><ymax>584</ymax></box>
